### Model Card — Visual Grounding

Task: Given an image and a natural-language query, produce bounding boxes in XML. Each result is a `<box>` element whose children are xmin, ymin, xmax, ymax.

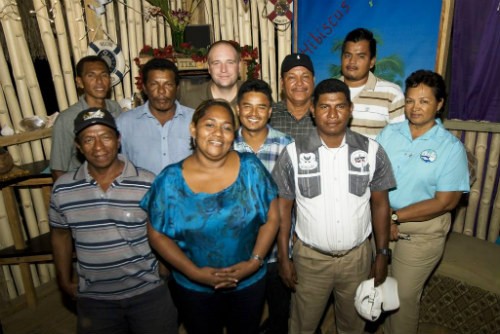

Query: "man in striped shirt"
<box><xmin>50</xmin><ymin>108</ymin><xmax>177</xmax><ymax>334</ymax></box>
<box><xmin>340</xmin><ymin>28</ymin><xmax>405</xmax><ymax>139</ymax></box>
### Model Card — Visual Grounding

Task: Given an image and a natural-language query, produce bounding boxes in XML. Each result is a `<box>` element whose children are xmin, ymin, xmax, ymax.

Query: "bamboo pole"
<box><xmin>143</xmin><ymin>1</ymin><xmax>153</xmax><ymax>47</ymax></box>
<box><xmin>63</xmin><ymin>0</ymin><xmax>83</xmax><ymax>61</ymax></box>
<box><xmin>464</xmin><ymin>132</ymin><xmax>488</xmax><ymax>236</ymax></box>
<box><xmin>453</xmin><ymin>131</ymin><xmax>477</xmax><ymax>233</ymax></box>
<box><xmin>2</xmin><ymin>266</ymin><xmax>17</xmax><ymax>299</ymax></box>
<box><xmin>75</xmin><ymin>0</ymin><xmax>89</xmax><ymax>55</ymax></box>
<box><xmin>240</xmin><ymin>0</ymin><xmax>252</xmax><ymax>46</ymax></box>
<box><xmin>116</xmin><ymin>1</ymin><xmax>132</xmax><ymax>99</ymax></box>
<box><xmin>51</xmin><ymin>0</ymin><xmax>76</xmax><ymax>108</ymax></box>
<box><xmin>0</xmin><ymin>47</ymin><xmax>22</xmax><ymax>165</ymax></box>
<box><xmin>32</xmin><ymin>0</ymin><xmax>67</xmax><ymax>112</ymax></box>
<box><xmin>210</xmin><ymin>0</ymin><xmax>220</xmax><ymax>41</ymax></box>
<box><xmin>84</xmin><ymin>0</ymin><xmax>103</xmax><ymax>41</ymax></box>
<box><xmin>257</xmin><ymin>1</ymin><xmax>270</xmax><ymax>86</ymax></box>
<box><xmin>478</xmin><ymin>133</ymin><xmax>499</xmax><ymax>240</ymax></box>
<box><xmin>250</xmin><ymin>0</ymin><xmax>258</xmax><ymax>50</ymax></box>
<box><xmin>103</xmin><ymin>1</ymin><xmax>125</xmax><ymax>102</ymax></box>
<box><xmin>134</xmin><ymin>1</ymin><xmax>143</xmax><ymax>54</ymax></box>
<box><xmin>488</xmin><ymin>182</ymin><xmax>500</xmax><ymax>243</ymax></box>
<box><xmin>223</xmin><ymin>0</ymin><xmax>234</xmax><ymax>40</ymax></box>
<box><xmin>9</xmin><ymin>6</ymin><xmax>51</xmax><ymax>159</ymax></box>
<box><xmin>158</xmin><ymin>14</ymin><xmax>166</xmax><ymax>47</ymax></box>
<box><xmin>127</xmin><ymin>2</ymin><xmax>139</xmax><ymax>95</ymax></box>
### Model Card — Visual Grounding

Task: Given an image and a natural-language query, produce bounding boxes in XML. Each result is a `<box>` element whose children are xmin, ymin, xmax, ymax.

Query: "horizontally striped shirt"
<box><xmin>340</xmin><ymin>72</ymin><xmax>405</xmax><ymax>139</ymax></box>
<box><xmin>234</xmin><ymin>125</ymin><xmax>293</xmax><ymax>263</ymax></box>
<box><xmin>49</xmin><ymin>155</ymin><xmax>162</xmax><ymax>300</ymax></box>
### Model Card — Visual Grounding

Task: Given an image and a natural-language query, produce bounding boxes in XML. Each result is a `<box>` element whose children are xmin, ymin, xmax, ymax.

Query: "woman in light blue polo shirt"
<box><xmin>376</xmin><ymin>70</ymin><xmax>470</xmax><ymax>334</ymax></box>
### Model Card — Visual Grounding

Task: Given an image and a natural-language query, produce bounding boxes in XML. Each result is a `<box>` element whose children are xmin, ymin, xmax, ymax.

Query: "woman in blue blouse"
<box><xmin>376</xmin><ymin>70</ymin><xmax>470</xmax><ymax>334</ymax></box>
<box><xmin>141</xmin><ymin>99</ymin><xmax>279</xmax><ymax>334</ymax></box>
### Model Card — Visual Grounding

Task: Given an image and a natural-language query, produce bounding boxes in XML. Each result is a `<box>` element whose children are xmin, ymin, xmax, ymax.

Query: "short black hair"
<box><xmin>313</xmin><ymin>79</ymin><xmax>351</xmax><ymax>107</ymax></box>
<box><xmin>237</xmin><ymin>79</ymin><xmax>273</xmax><ymax>105</ymax></box>
<box><xmin>75</xmin><ymin>56</ymin><xmax>110</xmax><ymax>77</ymax></box>
<box><xmin>342</xmin><ymin>28</ymin><xmax>377</xmax><ymax>59</ymax></box>
<box><xmin>192</xmin><ymin>99</ymin><xmax>236</xmax><ymax>128</ymax></box>
<box><xmin>141</xmin><ymin>58</ymin><xmax>180</xmax><ymax>86</ymax></box>
<box><xmin>405</xmin><ymin>69</ymin><xmax>447</xmax><ymax>113</ymax></box>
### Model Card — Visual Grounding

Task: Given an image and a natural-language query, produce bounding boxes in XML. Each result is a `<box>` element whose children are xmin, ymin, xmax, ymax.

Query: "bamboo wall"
<box><xmin>0</xmin><ymin>0</ymin><xmax>498</xmax><ymax>305</ymax></box>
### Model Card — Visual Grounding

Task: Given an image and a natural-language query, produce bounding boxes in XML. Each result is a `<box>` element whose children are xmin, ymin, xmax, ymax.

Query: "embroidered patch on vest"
<box><xmin>299</xmin><ymin>153</ymin><xmax>318</xmax><ymax>171</ymax></box>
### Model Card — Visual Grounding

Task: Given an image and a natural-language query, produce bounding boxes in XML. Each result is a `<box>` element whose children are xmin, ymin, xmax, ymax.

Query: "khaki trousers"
<box><xmin>290</xmin><ymin>239</ymin><xmax>371</xmax><ymax>334</ymax></box>
<box><xmin>384</xmin><ymin>213</ymin><xmax>451</xmax><ymax>334</ymax></box>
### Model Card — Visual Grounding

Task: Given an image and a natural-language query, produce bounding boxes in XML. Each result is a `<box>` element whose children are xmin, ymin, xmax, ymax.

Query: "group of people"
<box><xmin>49</xmin><ymin>27</ymin><xmax>470</xmax><ymax>334</ymax></box>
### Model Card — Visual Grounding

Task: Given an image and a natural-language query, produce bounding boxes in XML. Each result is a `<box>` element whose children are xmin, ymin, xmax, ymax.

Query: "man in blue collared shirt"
<box><xmin>117</xmin><ymin>58</ymin><xmax>194</xmax><ymax>175</ymax></box>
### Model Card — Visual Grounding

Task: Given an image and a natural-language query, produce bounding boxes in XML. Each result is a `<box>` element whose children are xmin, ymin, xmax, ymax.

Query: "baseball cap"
<box><xmin>74</xmin><ymin>108</ymin><xmax>118</xmax><ymax>135</ymax></box>
<box><xmin>281</xmin><ymin>53</ymin><xmax>315</xmax><ymax>77</ymax></box>
<box><xmin>354</xmin><ymin>277</ymin><xmax>400</xmax><ymax>321</ymax></box>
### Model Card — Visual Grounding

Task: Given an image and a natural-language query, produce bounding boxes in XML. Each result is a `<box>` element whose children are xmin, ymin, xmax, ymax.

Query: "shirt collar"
<box><xmin>137</xmin><ymin>100</ymin><xmax>186</xmax><ymax>119</ymax></box>
<box><xmin>303</xmin><ymin>128</ymin><xmax>360</xmax><ymax>152</ymax></box>
<box><xmin>74</xmin><ymin>154</ymin><xmax>138</xmax><ymax>182</ymax></box>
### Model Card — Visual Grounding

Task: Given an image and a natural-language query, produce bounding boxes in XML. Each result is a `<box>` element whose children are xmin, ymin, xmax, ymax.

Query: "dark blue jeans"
<box><xmin>173</xmin><ymin>278</ymin><xmax>266</xmax><ymax>334</ymax></box>
<box><xmin>77</xmin><ymin>283</ymin><xmax>177</xmax><ymax>334</ymax></box>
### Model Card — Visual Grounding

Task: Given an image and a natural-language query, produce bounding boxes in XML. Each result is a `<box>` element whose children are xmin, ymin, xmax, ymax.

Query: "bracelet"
<box><xmin>250</xmin><ymin>254</ymin><xmax>264</xmax><ymax>267</ymax></box>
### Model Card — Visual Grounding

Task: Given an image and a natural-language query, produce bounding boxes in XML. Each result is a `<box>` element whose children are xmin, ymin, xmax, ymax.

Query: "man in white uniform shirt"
<box><xmin>272</xmin><ymin>78</ymin><xmax>396</xmax><ymax>334</ymax></box>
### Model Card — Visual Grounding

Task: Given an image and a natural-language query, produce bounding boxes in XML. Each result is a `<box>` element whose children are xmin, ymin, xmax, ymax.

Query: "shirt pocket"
<box><xmin>349</xmin><ymin>172</ymin><xmax>370</xmax><ymax>197</ymax></box>
<box><xmin>298</xmin><ymin>174</ymin><xmax>321</xmax><ymax>199</ymax></box>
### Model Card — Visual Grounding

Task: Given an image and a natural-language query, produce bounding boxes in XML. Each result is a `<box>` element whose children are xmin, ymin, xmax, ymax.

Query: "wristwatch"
<box><xmin>391</xmin><ymin>210</ymin><xmax>400</xmax><ymax>225</ymax></box>
<box><xmin>376</xmin><ymin>248</ymin><xmax>392</xmax><ymax>261</ymax></box>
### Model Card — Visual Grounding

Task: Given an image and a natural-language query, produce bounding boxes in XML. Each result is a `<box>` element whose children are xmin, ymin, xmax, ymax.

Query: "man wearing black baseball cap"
<box><xmin>269</xmin><ymin>53</ymin><xmax>316</xmax><ymax>141</ymax></box>
<box><xmin>50</xmin><ymin>107</ymin><xmax>178</xmax><ymax>333</ymax></box>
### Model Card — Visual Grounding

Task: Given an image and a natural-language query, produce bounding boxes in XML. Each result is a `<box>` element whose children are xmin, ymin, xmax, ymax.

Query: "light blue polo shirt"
<box><xmin>376</xmin><ymin>119</ymin><xmax>469</xmax><ymax>210</ymax></box>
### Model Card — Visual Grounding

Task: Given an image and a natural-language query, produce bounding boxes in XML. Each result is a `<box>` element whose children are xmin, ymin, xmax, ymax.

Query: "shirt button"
<box><xmin>163</xmin><ymin>137</ymin><xmax>166</xmax><ymax>140</ymax></box>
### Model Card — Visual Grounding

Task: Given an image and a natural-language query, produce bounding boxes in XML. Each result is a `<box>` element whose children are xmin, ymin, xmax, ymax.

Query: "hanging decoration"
<box><xmin>267</xmin><ymin>0</ymin><xmax>293</xmax><ymax>25</ymax></box>
<box><xmin>87</xmin><ymin>40</ymin><xmax>125</xmax><ymax>86</ymax></box>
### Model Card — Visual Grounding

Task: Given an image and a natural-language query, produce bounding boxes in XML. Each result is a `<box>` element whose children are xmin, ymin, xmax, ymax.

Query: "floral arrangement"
<box><xmin>145</xmin><ymin>0</ymin><xmax>203</xmax><ymax>40</ymax></box>
<box><xmin>134</xmin><ymin>41</ymin><xmax>260</xmax><ymax>90</ymax></box>
<box><xmin>239</xmin><ymin>44</ymin><xmax>260</xmax><ymax>79</ymax></box>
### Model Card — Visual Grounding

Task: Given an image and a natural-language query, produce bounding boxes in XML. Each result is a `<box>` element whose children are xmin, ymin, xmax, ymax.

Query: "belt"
<box><xmin>299</xmin><ymin>239</ymin><xmax>362</xmax><ymax>258</ymax></box>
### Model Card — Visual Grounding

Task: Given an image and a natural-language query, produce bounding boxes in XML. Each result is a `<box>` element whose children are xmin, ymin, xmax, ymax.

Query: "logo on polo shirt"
<box><xmin>420</xmin><ymin>149</ymin><xmax>437</xmax><ymax>163</ymax></box>
<box><xmin>299</xmin><ymin>153</ymin><xmax>318</xmax><ymax>170</ymax></box>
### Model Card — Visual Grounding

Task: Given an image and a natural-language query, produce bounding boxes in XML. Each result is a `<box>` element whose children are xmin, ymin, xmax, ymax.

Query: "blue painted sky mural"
<box><xmin>296</xmin><ymin>0</ymin><xmax>442</xmax><ymax>88</ymax></box>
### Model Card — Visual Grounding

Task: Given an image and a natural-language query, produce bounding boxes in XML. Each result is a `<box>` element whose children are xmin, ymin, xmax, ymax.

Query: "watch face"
<box><xmin>391</xmin><ymin>213</ymin><xmax>398</xmax><ymax>221</ymax></box>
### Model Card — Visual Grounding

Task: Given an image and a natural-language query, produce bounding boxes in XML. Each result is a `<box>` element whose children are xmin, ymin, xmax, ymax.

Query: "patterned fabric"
<box><xmin>269</xmin><ymin>101</ymin><xmax>316</xmax><ymax>140</ymax></box>
<box><xmin>141</xmin><ymin>152</ymin><xmax>278</xmax><ymax>293</ymax></box>
<box><xmin>234</xmin><ymin>125</ymin><xmax>293</xmax><ymax>173</ymax></box>
<box><xmin>49</xmin><ymin>155</ymin><xmax>161</xmax><ymax>300</ymax></box>
<box><xmin>234</xmin><ymin>125</ymin><xmax>292</xmax><ymax>263</ymax></box>
<box><xmin>272</xmin><ymin>129</ymin><xmax>396</xmax><ymax>252</ymax></box>
<box><xmin>340</xmin><ymin>72</ymin><xmax>405</xmax><ymax>139</ymax></box>
<box><xmin>420</xmin><ymin>274</ymin><xmax>500</xmax><ymax>334</ymax></box>
<box><xmin>116</xmin><ymin>100</ymin><xmax>194</xmax><ymax>175</ymax></box>
<box><xmin>50</xmin><ymin>96</ymin><xmax>122</xmax><ymax>172</ymax></box>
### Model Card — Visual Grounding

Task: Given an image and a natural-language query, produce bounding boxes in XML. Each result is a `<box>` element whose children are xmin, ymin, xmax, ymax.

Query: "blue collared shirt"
<box><xmin>117</xmin><ymin>100</ymin><xmax>194</xmax><ymax>175</ymax></box>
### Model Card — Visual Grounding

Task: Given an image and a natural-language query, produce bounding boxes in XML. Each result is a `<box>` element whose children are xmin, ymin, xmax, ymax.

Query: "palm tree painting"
<box><xmin>328</xmin><ymin>33</ymin><xmax>405</xmax><ymax>87</ymax></box>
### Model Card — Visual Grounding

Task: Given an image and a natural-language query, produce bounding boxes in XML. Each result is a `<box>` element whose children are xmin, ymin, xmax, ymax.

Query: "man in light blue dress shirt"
<box><xmin>117</xmin><ymin>58</ymin><xmax>194</xmax><ymax>175</ymax></box>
